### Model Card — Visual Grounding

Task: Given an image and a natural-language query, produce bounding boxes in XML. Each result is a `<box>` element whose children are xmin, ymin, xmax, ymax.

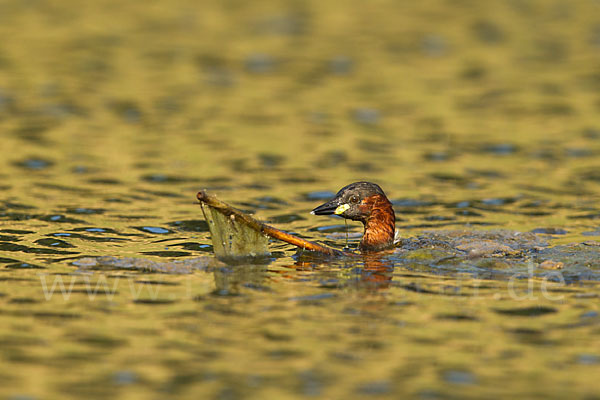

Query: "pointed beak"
<box><xmin>311</xmin><ymin>198</ymin><xmax>349</xmax><ymax>216</ymax></box>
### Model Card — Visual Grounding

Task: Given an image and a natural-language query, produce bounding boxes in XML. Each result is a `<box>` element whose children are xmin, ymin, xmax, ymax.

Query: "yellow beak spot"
<box><xmin>334</xmin><ymin>204</ymin><xmax>350</xmax><ymax>215</ymax></box>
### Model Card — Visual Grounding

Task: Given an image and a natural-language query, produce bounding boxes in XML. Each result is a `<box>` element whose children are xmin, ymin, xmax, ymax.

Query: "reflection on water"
<box><xmin>1</xmin><ymin>0</ymin><xmax>600</xmax><ymax>398</ymax></box>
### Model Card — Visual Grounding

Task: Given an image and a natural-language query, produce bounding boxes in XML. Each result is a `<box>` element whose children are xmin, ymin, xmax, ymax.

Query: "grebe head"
<box><xmin>311</xmin><ymin>181</ymin><xmax>389</xmax><ymax>222</ymax></box>
<box><xmin>311</xmin><ymin>182</ymin><xmax>396</xmax><ymax>251</ymax></box>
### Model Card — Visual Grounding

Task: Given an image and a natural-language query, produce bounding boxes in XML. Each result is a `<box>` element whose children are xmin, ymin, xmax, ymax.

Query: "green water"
<box><xmin>1</xmin><ymin>0</ymin><xmax>600</xmax><ymax>398</ymax></box>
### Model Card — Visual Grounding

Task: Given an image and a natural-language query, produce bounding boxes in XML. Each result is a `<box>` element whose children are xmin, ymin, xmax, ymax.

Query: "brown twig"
<box><xmin>197</xmin><ymin>190</ymin><xmax>355</xmax><ymax>257</ymax></box>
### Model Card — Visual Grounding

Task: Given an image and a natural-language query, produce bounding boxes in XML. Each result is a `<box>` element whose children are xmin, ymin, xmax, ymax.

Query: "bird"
<box><xmin>311</xmin><ymin>182</ymin><xmax>396</xmax><ymax>252</ymax></box>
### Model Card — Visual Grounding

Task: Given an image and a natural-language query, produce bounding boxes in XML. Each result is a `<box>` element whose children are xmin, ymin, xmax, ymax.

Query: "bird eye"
<box><xmin>349</xmin><ymin>195</ymin><xmax>359</xmax><ymax>204</ymax></box>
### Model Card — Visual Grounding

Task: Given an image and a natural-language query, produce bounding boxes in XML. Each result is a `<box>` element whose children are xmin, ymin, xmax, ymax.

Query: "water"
<box><xmin>1</xmin><ymin>0</ymin><xmax>600</xmax><ymax>398</ymax></box>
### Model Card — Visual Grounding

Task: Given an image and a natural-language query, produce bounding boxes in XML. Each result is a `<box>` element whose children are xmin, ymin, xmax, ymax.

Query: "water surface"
<box><xmin>1</xmin><ymin>0</ymin><xmax>600</xmax><ymax>398</ymax></box>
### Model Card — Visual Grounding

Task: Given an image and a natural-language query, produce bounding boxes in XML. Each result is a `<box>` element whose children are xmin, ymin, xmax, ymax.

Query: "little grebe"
<box><xmin>311</xmin><ymin>182</ymin><xmax>396</xmax><ymax>252</ymax></box>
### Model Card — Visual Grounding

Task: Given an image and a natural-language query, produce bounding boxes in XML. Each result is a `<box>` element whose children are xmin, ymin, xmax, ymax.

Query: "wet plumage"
<box><xmin>311</xmin><ymin>182</ymin><xmax>396</xmax><ymax>252</ymax></box>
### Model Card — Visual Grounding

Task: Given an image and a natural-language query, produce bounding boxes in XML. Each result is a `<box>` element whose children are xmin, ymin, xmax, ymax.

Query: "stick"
<box><xmin>197</xmin><ymin>190</ymin><xmax>355</xmax><ymax>257</ymax></box>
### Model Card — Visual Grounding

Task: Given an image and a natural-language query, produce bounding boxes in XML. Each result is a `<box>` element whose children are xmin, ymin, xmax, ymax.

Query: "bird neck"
<box><xmin>359</xmin><ymin>195</ymin><xmax>396</xmax><ymax>252</ymax></box>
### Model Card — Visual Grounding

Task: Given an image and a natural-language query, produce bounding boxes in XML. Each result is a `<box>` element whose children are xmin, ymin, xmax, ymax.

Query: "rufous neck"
<box><xmin>360</xmin><ymin>196</ymin><xmax>395</xmax><ymax>252</ymax></box>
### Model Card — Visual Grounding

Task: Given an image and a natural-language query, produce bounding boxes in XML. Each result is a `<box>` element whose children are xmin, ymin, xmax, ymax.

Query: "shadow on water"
<box><xmin>212</xmin><ymin>263</ymin><xmax>271</xmax><ymax>296</ymax></box>
<box><xmin>287</xmin><ymin>252</ymin><xmax>395</xmax><ymax>290</ymax></box>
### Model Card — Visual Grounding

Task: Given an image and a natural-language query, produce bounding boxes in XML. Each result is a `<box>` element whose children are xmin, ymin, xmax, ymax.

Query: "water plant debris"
<box><xmin>197</xmin><ymin>190</ymin><xmax>352</xmax><ymax>258</ymax></box>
